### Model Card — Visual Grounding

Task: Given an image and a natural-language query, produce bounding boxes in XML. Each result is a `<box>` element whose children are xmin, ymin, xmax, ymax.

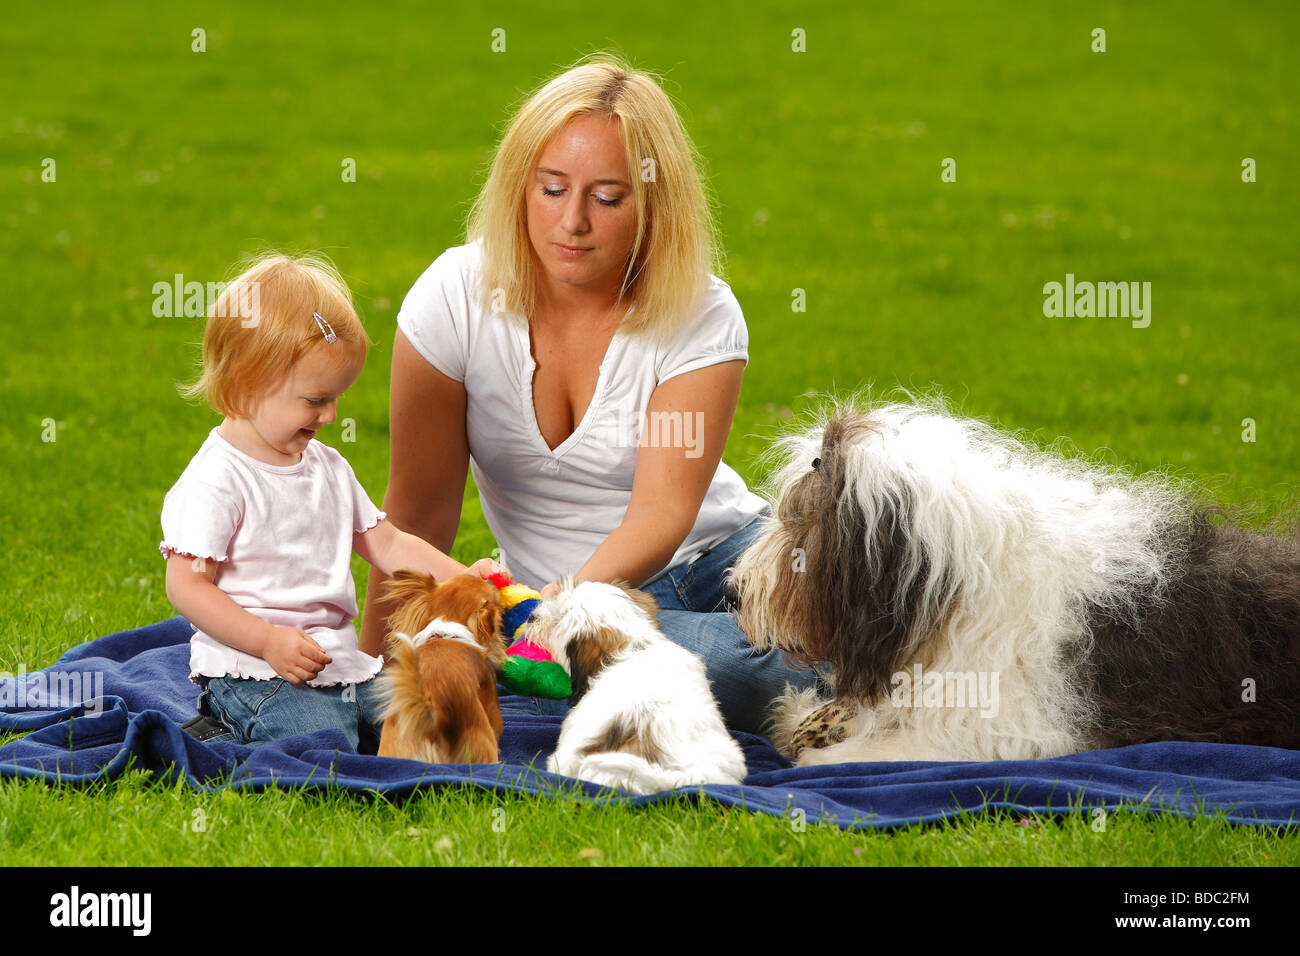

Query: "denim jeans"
<box><xmin>528</xmin><ymin>514</ymin><xmax>821</xmax><ymax>735</ymax></box>
<box><xmin>644</xmin><ymin>514</ymin><xmax>821</xmax><ymax>733</ymax></box>
<box><xmin>198</xmin><ymin>673</ymin><xmax>388</xmax><ymax>753</ymax></box>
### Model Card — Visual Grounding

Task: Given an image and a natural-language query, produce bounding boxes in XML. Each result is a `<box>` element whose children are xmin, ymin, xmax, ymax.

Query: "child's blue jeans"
<box><xmin>198</xmin><ymin>673</ymin><xmax>387</xmax><ymax>753</ymax></box>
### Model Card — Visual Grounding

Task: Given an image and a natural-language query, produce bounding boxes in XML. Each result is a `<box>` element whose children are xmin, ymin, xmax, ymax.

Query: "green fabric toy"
<box><xmin>489</xmin><ymin>575</ymin><xmax>572</xmax><ymax>699</ymax></box>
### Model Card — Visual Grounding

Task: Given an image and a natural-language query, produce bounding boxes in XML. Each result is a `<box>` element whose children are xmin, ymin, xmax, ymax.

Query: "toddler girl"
<box><xmin>160</xmin><ymin>252</ymin><xmax>503</xmax><ymax>752</ymax></box>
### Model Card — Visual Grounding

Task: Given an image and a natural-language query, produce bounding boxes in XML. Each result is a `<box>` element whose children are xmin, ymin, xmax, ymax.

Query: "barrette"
<box><xmin>313</xmin><ymin>312</ymin><xmax>337</xmax><ymax>344</ymax></box>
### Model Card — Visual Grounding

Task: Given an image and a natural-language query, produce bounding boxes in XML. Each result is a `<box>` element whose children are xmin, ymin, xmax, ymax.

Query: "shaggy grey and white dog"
<box><xmin>730</xmin><ymin>400</ymin><xmax>1300</xmax><ymax>764</ymax></box>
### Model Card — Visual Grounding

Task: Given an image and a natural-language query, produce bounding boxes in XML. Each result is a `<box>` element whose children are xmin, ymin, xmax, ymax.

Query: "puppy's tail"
<box><xmin>575</xmin><ymin>753</ymin><xmax>743</xmax><ymax>795</ymax></box>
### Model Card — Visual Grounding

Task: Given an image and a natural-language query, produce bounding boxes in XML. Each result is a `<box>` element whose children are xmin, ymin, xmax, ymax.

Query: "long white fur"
<box><xmin>736</xmin><ymin>399</ymin><xmax>1193</xmax><ymax>763</ymax></box>
<box><xmin>534</xmin><ymin>582</ymin><xmax>747</xmax><ymax>794</ymax></box>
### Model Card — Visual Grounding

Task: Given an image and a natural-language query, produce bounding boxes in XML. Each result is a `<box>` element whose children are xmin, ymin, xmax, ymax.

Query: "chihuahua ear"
<box><xmin>470</xmin><ymin>599</ymin><xmax>506</xmax><ymax>665</ymax></box>
<box><xmin>382</xmin><ymin>570</ymin><xmax>440</xmax><ymax>634</ymax></box>
<box><xmin>382</xmin><ymin>569</ymin><xmax>437</xmax><ymax>604</ymax></box>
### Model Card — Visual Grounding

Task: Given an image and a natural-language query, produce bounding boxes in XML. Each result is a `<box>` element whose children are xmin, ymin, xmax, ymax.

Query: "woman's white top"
<box><xmin>396</xmin><ymin>240</ymin><xmax>766</xmax><ymax>590</ymax></box>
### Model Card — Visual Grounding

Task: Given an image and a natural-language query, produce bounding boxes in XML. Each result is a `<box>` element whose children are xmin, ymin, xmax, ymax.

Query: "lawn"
<box><xmin>1</xmin><ymin>0</ymin><xmax>1297</xmax><ymax>867</ymax></box>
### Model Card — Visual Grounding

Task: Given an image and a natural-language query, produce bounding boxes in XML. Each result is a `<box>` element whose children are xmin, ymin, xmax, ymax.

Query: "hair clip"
<box><xmin>313</xmin><ymin>312</ymin><xmax>338</xmax><ymax>344</ymax></box>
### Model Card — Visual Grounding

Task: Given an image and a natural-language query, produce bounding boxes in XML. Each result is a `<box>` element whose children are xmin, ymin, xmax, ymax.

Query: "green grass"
<box><xmin>2</xmin><ymin>0</ymin><xmax>1298</xmax><ymax>864</ymax></box>
<box><xmin>1</xmin><ymin>770</ymin><xmax>1296</xmax><ymax>866</ymax></box>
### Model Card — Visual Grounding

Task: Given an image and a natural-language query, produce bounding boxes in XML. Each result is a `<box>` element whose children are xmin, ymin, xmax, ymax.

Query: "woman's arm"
<box><xmin>358</xmin><ymin>329</ymin><xmax>471</xmax><ymax>657</ymax></box>
<box><xmin>568</xmin><ymin>359</ymin><xmax>746</xmax><ymax>588</ymax></box>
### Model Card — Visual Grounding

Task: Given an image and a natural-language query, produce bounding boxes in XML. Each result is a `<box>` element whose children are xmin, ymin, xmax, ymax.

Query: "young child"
<box><xmin>160</xmin><ymin>252</ymin><xmax>504</xmax><ymax>752</ymax></box>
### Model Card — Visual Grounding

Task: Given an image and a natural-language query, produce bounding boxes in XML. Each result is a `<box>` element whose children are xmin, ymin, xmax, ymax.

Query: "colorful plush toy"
<box><xmin>487</xmin><ymin>573</ymin><xmax>572</xmax><ymax>699</ymax></box>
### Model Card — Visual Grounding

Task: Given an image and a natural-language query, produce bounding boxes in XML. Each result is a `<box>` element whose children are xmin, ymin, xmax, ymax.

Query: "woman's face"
<box><xmin>525</xmin><ymin>112</ymin><xmax>638</xmax><ymax>303</ymax></box>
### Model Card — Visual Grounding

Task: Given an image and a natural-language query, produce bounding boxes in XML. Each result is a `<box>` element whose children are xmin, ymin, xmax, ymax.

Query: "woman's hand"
<box><xmin>540</xmin><ymin>581</ymin><xmax>561</xmax><ymax>600</ymax></box>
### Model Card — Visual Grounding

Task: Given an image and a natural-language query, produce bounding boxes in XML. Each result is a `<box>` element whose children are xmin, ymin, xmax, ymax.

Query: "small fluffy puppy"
<box><xmin>730</xmin><ymin>399</ymin><xmax>1300</xmax><ymax>765</ymax></box>
<box><xmin>373</xmin><ymin>571</ymin><xmax>505</xmax><ymax>764</ymax></box>
<box><xmin>530</xmin><ymin>580</ymin><xmax>747</xmax><ymax>794</ymax></box>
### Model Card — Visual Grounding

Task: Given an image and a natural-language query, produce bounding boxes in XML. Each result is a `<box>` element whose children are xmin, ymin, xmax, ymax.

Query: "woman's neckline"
<box><xmin>518</xmin><ymin>314</ymin><xmax>626</xmax><ymax>456</ymax></box>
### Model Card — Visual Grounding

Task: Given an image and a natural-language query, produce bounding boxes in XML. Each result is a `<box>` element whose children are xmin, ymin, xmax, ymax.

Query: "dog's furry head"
<box><xmin>382</xmin><ymin>570</ymin><xmax>505</xmax><ymax>666</ymax></box>
<box><xmin>527</xmin><ymin>579</ymin><xmax>661</xmax><ymax>700</ymax></box>
<box><xmin>730</xmin><ymin>400</ymin><xmax>1185</xmax><ymax>703</ymax></box>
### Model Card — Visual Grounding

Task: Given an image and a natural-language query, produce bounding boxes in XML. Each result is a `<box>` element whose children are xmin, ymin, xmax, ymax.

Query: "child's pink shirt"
<box><xmin>159</xmin><ymin>428</ymin><xmax>385</xmax><ymax>687</ymax></box>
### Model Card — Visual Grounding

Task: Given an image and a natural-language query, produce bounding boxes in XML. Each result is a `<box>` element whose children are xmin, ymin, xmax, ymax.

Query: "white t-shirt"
<box><xmin>159</xmin><ymin>428</ymin><xmax>387</xmax><ymax>687</ymax></box>
<box><xmin>396</xmin><ymin>240</ymin><xmax>767</xmax><ymax>591</ymax></box>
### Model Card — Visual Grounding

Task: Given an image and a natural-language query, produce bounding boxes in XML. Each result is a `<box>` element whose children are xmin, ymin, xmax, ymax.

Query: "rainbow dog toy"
<box><xmin>488</xmin><ymin>573</ymin><xmax>572</xmax><ymax>699</ymax></box>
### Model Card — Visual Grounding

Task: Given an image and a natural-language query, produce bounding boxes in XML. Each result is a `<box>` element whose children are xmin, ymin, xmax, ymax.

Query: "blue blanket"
<box><xmin>2</xmin><ymin>617</ymin><xmax>1298</xmax><ymax>829</ymax></box>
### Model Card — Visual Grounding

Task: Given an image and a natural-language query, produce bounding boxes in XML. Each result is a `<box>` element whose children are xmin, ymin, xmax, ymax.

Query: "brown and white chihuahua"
<box><xmin>374</xmin><ymin>571</ymin><xmax>505</xmax><ymax>764</ymax></box>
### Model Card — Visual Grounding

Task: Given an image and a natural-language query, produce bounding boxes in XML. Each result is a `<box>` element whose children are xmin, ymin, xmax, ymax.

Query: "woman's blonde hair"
<box><xmin>179</xmin><ymin>252</ymin><xmax>369</xmax><ymax>418</ymax></box>
<box><xmin>467</xmin><ymin>53</ymin><xmax>723</xmax><ymax>339</ymax></box>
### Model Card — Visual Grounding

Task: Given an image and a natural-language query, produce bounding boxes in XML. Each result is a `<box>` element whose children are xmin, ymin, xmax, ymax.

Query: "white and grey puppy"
<box><xmin>731</xmin><ymin>399</ymin><xmax>1300</xmax><ymax>765</ymax></box>
<box><xmin>530</xmin><ymin>580</ymin><xmax>747</xmax><ymax>795</ymax></box>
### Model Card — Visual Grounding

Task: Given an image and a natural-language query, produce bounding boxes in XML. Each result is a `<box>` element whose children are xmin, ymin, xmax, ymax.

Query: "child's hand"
<box><xmin>466</xmin><ymin>557</ymin><xmax>511</xmax><ymax>582</ymax></box>
<box><xmin>262</xmin><ymin>625</ymin><xmax>332</xmax><ymax>684</ymax></box>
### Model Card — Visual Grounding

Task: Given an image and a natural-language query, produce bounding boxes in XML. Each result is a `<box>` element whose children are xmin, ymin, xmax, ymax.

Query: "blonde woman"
<box><xmin>362</xmin><ymin>55</ymin><xmax>817</xmax><ymax>731</ymax></box>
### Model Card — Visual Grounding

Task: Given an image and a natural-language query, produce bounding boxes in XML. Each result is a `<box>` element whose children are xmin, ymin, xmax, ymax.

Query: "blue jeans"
<box><xmin>198</xmin><ymin>674</ymin><xmax>388</xmax><ymax>753</ymax></box>
<box><xmin>645</xmin><ymin>514</ymin><xmax>822</xmax><ymax>733</ymax></box>
<box><xmin>529</xmin><ymin>514</ymin><xmax>821</xmax><ymax>734</ymax></box>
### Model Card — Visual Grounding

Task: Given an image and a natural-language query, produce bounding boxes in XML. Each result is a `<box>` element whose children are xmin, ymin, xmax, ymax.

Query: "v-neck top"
<box><xmin>396</xmin><ymin>240</ymin><xmax>766</xmax><ymax>590</ymax></box>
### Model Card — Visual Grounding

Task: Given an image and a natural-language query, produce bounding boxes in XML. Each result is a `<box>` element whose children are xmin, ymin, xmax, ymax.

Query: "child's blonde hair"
<box><xmin>466</xmin><ymin>52</ymin><xmax>723</xmax><ymax>340</ymax></box>
<box><xmin>179</xmin><ymin>252</ymin><xmax>369</xmax><ymax>418</ymax></box>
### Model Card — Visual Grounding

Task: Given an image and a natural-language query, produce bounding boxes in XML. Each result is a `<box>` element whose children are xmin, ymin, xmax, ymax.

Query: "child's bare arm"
<box><xmin>164</xmin><ymin>553</ymin><xmax>331</xmax><ymax>683</ymax></box>
<box><xmin>164</xmin><ymin>553</ymin><xmax>268</xmax><ymax>656</ymax></box>
<box><xmin>352</xmin><ymin>518</ymin><xmax>469</xmax><ymax>580</ymax></box>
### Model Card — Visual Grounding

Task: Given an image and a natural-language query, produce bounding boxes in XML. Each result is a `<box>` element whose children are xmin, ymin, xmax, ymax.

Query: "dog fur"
<box><xmin>373</xmin><ymin>571</ymin><xmax>505</xmax><ymax>764</ymax></box>
<box><xmin>730</xmin><ymin>399</ymin><xmax>1300</xmax><ymax>764</ymax></box>
<box><xmin>530</xmin><ymin>580</ymin><xmax>747</xmax><ymax>794</ymax></box>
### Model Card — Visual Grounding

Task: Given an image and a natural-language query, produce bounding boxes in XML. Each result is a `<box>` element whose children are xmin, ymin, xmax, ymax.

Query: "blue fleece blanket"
<box><xmin>2</xmin><ymin>617</ymin><xmax>1298</xmax><ymax>829</ymax></box>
